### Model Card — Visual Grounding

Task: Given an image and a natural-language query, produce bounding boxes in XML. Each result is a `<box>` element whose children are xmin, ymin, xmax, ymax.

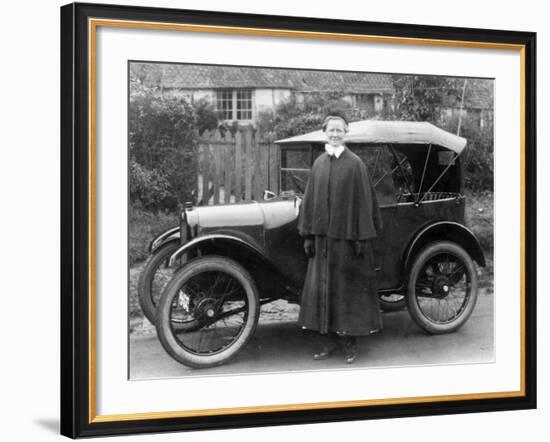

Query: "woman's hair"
<box><xmin>322</xmin><ymin>115</ymin><xmax>349</xmax><ymax>132</ymax></box>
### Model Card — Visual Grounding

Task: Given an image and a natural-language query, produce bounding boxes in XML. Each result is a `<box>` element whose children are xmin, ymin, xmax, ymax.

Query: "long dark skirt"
<box><xmin>298</xmin><ymin>236</ymin><xmax>382</xmax><ymax>336</ymax></box>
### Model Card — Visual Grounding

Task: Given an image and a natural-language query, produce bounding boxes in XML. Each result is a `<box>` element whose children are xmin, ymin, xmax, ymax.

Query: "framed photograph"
<box><xmin>60</xmin><ymin>2</ymin><xmax>536</xmax><ymax>438</ymax></box>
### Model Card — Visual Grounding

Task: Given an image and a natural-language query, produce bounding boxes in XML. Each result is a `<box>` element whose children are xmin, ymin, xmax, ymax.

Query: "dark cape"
<box><xmin>297</xmin><ymin>146</ymin><xmax>383</xmax><ymax>336</ymax></box>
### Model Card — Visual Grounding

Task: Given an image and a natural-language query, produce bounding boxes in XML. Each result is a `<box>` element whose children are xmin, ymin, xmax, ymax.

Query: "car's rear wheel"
<box><xmin>137</xmin><ymin>242</ymin><xmax>180</xmax><ymax>325</ymax></box>
<box><xmin>156</xmin><ymin>256</ymin><xmax>259</xmax><ymax>368</ymax></box>
<box><xmin>407</xmin><ymin>241</ymin><xmax>478</xmax><ymax>334</ymax></box>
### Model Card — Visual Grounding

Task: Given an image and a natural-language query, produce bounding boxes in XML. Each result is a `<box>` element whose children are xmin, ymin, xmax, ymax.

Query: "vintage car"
<box><xmin>137</xmin><ymin>120</ymin><xmax>485</xmax><ymax>368</ymax></box>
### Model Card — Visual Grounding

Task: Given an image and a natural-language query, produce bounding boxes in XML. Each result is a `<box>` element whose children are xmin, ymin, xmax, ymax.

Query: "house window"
<box><xmin>354</xmin><ymin>93</ymin><xmax>374</xmax><ymax>110</ymax></box>
<box><xmin>216</xmin><ymin>89</ymin><xmax>233</xmax><ymax>120</ymax></box>
<box><xmin>216</xmin><ymin>89</ymin><xmax>253</xmax><ymax>121</ymax></box>
<box><xmin>354</xmin><ymin>93</ymin><xmax>384</xmax><ymax>113</ymax></box>
<box><xmin>236</xmin><ymin>90</ymin><xmax>252</xmax><ymax>120</ymax></box>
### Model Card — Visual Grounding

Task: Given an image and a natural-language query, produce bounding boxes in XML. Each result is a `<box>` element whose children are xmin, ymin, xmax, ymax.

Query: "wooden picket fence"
<box><xmin>196</xmin><ymin>128</ymin><xmax>280</xmax><ymax>205</ymax></box>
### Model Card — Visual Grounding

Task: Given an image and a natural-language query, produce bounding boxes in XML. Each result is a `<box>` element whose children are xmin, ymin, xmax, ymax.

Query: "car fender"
<box><xmin>148</xmin><ymin>226</ymin><xmax>180</xmax><ymax>253</ymax></box>
<box><xmin>168</xmin><ymin>233</ymin><xmax>273</xmax><ymax>270</ymax></box>
<box><xmin>404</xmin><ymin>221</ymin><xmax>486</xmax><ymax>270</ymax></box>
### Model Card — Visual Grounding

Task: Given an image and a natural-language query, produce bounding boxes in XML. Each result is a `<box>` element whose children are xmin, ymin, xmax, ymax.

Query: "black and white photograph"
<box><xmin>0</xmin><ymin>0</ymin><xmax>544</xmax><ymax>439</ymax></box>
<box><xmin>54</xmin><ymin>2</ymin><xmax>537</xmax><ymax>438</ymax></box>
<box><xmin>128</xmin><ymin>62</ymin><xmax>495</xmax><ymax>378</ymax></box>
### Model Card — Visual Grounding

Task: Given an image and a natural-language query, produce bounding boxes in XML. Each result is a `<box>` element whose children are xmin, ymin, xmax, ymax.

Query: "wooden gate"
<box><xmin>196</xmin><ymin>128</ymin><xmax>280</xmax><ymax>205</ymax></box>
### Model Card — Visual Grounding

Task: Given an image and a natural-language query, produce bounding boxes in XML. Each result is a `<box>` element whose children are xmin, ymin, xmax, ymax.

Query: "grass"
<box><xmin>129</xmin><ymin>204</ymin><xmax>178</xmax><ymax>266</ymax></box>
<box><xmin>465</xmin><ymin>190</ymin><xmax>494</xmax><ymax>290</ymax></box>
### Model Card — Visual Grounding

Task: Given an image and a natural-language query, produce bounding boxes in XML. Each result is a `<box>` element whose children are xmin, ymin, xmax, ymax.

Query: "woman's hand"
<box><xmin>304</xmin><ymin>238</ymin><xmax>315</xmax><ymax>258</ymax></box>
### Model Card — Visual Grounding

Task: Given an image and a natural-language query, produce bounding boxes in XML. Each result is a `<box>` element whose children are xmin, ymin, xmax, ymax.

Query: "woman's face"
<box><xmin>324</xmin><ymin>118</ymin><xmax>347</xmax><ymax>147</ymax></box>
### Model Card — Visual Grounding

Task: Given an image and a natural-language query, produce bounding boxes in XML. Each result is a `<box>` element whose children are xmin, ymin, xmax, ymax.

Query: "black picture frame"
<box><xmin>60</xmin><ymin>2</ymin><xmax>536</xmax><ymax>438</ymax></box>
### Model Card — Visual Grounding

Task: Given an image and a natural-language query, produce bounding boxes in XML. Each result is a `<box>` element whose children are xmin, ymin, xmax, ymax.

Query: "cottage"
<box><xmin>131</xmin><ymin>63</ymin><xmax>395</xmax><ymax>126</ymax></box>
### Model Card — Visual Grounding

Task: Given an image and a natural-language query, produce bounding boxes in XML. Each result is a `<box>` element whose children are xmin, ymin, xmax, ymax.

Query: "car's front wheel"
<box><xmin>155</xmin><ymin>256</ymin><xmax>259</xmax><ymax>368</ymax></box>
<box><xmin>407</xmin><ymin>241</ymin><xmax>478</xmax><ymax>334</ymax></box>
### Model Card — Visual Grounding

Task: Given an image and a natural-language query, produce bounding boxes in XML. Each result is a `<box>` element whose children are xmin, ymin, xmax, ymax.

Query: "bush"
<box><xmin>129</xmin><ymin>88</ymin><xmax>219</xmax><ymax>211</ymax></box>
<box><xmin>257</xmin><ymin>93</ymin><xmax>375</xmax><ymax>140</ymax></box>
<box><xmin>129</xmin><ymin>159</ymin><xmax>176</xmax><ymax>212</ymax></box>
<box><xmin>431</xmin><ymin>113</ymin><xmax>494</xmax><ymax>192</ymax></box>
<box><xmin>459</xmin><ymin>118</ymin><xmax>494</xmax><ymax>192</ymax></box>
<box><xmin>389</xmin><ymin>76</ymin><xmax>494</xmax><ymax>192</ymax></box>
<box><xmin>194</xmin><ymin>98</ymin><xmax>219</xmax><ymax>135</ymax></box>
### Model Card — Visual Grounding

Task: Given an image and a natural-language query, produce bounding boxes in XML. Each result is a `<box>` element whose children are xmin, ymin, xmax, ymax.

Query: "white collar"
<box><xmin>325</xmin><ymin>144</ymin><xmax>345</xmax><ymax>158</ymax></box>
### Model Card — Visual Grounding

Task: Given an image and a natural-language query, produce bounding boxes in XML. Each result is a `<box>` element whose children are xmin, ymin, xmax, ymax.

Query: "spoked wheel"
<box><xmin>379</xmin><ymin>293</ymin><xmax>406</xmax><ymax>312</ymax></box>
<box><xmin>137</xmin><ymin>242</ymin><xmax>180</xmax><ymax>325</ymax></box>
<box><xmin>155</xmin><ymin>256</ymin><xmax>259</xmax><ymax>368</ymax></box>
<box><xmin>407</xmin><ymin>241</ymin><xmax>478</xmax><ymax>334</ymax></box>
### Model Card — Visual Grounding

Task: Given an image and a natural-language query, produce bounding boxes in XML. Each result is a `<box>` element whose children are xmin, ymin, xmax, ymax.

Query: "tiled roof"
<box><xmin>132</xmin><ymin>63</ymin><xmax>394</xmax><ymax>94</ymax></box>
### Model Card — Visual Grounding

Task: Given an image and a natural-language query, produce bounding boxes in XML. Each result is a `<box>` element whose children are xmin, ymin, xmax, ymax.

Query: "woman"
<box><xmin>297</xmin><ymin>115</ymin><xmax>383</xmax><ymax>364</ymax></box>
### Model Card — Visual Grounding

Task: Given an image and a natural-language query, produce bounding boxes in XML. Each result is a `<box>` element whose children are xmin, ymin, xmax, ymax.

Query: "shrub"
<box><xmin>194</xmin><ymin>98</ymin><xmax>220</xmax><ymax>135</ymax></box>
<box><xmin>129</xmin><ymin>89</ymin><xmax>218</xmax><ymax>211</ymax></box>
<box><xmin>129</xmin><ymin>160</ymin><xmax>176</xmax><ymax>212</ymax></box>
<box><xmin>459</xmin><ymin>117</ymin><xmax>494</xmax><ymax>192</ymax></box>
<box><xmin>257</xmin><ymin>92</ymin><xmax>378</xmax><ymax>142</ymax></box>
<box><xmin>389</xmin><ymin>76</ymin><xmax>494</xmax><ymax>192</ymax></box>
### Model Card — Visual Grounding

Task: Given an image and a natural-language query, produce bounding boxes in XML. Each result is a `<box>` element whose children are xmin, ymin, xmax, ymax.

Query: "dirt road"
<box><xmin>129</xmin><ymin>290</ymin><xmax>493</xmax><ymax>379</ymax></box>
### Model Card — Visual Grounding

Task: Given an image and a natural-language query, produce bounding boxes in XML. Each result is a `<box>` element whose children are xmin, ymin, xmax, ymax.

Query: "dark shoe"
<box><xmin>313</xmin><ymin>345</ymin><xmax>337</xmax><ymax>360</ymax></box>
<box><xmin>343</xmin><ymin>338</ymin><xmax>358</xmax><ymax>364</ymax></box>
<box><xmin>344</xmin><ymin>349</ymin><xmax>357</xmax><ymax>364</ymax></box>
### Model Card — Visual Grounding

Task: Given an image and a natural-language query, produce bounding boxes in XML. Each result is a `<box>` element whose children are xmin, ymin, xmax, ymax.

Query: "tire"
<box><xmin>137</xmin><ymin>242</ymin><xmax>180</xmax><ymax>325</ymax></box>
<box><xmin>379</xmin><ymin>293</ymin><xmax>407</xmax><ymax>312</ymax></box>
<box><xmin>155</xmin><ymin>256</ymin><xmax>260</xmax><ymax>368</ymax></box>
<box><xmin>407</xmin><ymin>241</ymin><xmax>478</xmax><ymax>334</ymax></box>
